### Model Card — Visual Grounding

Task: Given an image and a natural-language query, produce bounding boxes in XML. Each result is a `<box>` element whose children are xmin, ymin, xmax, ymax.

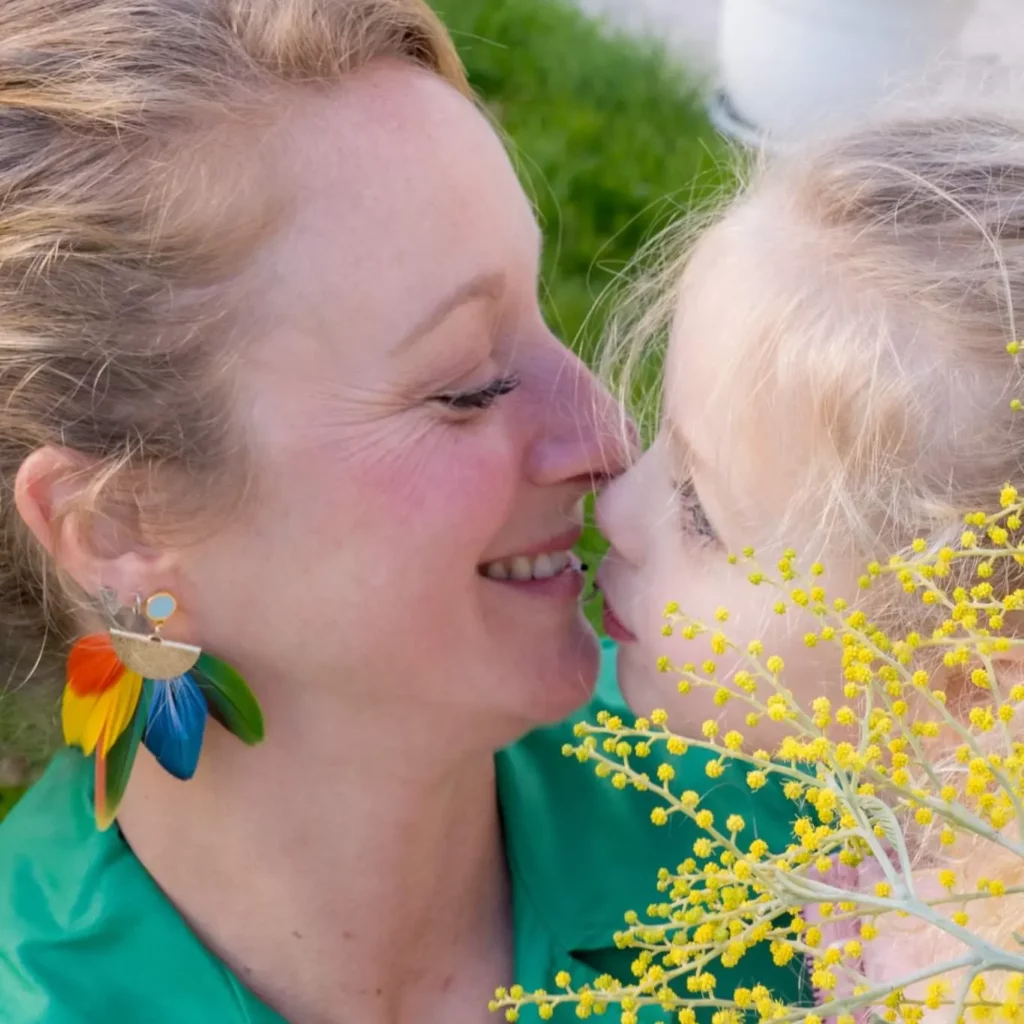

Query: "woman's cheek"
<box><xmin>355</xmin><ymin>422</ymin><xmax>520</xmax><ymax>561</ymax></box>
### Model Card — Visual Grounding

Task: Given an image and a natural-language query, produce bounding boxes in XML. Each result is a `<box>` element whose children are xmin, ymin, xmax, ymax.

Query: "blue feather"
<box><xmin>143</xmin><ymin>673</ymin><xmax>208</xmax><ymax>780</ymax></box>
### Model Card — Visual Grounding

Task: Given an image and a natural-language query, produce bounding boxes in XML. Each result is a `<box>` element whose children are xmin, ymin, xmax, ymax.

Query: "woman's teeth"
<box><xmin>482</xmin><ymin>550</ymin><xmax>575</xmax><ymax>581</ymax></box>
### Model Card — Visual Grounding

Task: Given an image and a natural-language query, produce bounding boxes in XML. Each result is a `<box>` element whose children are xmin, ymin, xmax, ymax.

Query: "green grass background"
<box><xmin>0</xmin><ymin>0</ymin><xmax>730</xmax><ymax>821</ymax></box>
<box><xmin>434</xmin><ymin>0</ymin><xmax>729</xmax><ymax>359</ymax></box>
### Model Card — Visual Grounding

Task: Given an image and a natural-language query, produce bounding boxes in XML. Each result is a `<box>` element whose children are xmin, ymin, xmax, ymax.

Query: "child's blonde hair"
<box><xmin>606</xmin><ymin>111</ymin><xmax>1024</xmax><ymax>976</ymax></box>
<box><xmin>608</xmin><ymin>110</ymin><xmax>1024</xmax><ymax>630</ymax></box>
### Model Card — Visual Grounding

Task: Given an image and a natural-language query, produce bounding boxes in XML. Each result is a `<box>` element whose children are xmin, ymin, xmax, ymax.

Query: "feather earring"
<box><xmin>62</xmin><ymin>591</ymin><xmax>264</xmax><ymax>830</ymax></box>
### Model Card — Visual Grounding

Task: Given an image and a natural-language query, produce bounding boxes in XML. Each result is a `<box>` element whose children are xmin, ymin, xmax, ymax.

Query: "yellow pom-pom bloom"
<box><xmin>724</xmin><ymin>731</ymin><xmax>744</xmax><ymax>751</ymax></box>
<box><xmin>925</xmin><ymin>981</ymin><xmax>950</xmax><ymax>1011</ymax></box>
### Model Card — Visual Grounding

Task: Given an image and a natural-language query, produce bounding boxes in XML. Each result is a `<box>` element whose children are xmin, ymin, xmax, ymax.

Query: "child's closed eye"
<box><xmin>675</xmin><ymin>478</ymin><xmax>717</xmax><ymax>542</ymax></box>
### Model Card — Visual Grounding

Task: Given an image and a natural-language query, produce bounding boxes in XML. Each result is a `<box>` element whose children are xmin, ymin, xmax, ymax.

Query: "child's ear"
<box><xmin>938</xmin><ymin>643</ymin><xmax>1024</xmax><ymax>720</ymax></box>
<box><xmin>14</xmin><ymin>445</ymin><xmax>176</xmax><ymax>607</ymax></box>
<box><xmin>985</xmin><ymin>638</ymin><xmax>1024</xmax><ymax>689</ymax></box>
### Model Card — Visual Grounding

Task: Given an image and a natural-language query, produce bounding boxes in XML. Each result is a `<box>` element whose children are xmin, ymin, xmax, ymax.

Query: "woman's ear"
<box><xmin>13</xmin><ymin>446</ymin><xmax>173</xmax><ymax>605</ymax></box>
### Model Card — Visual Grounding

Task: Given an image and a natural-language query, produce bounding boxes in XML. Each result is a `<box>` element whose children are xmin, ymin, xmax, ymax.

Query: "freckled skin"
<box><xmin>166</xmin><ymin>62</ymin><xmax>626</xmax><ymax>738</ymax></box>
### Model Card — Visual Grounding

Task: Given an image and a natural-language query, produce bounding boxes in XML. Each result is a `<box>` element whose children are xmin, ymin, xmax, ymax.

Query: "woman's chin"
<box><xmin>504</xmin><ymin>615</ymin><xmax>602</xmax><ymax>728</ymax></box>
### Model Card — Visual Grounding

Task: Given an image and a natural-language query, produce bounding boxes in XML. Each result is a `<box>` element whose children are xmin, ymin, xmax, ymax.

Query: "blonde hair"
<box><xmin>606</xmin><ymin>113</ymin><xmax>1024</xmax><ymax>970</ymax></box>
<box><xmin>608</xmin><ymin>111</ymin><xmax>1024</xmax><ymax>621</ymax></box>
<box><xmin>0</xmin><ymin>0</ymin><xmax>467</xmax><ymax>719</ymax></box>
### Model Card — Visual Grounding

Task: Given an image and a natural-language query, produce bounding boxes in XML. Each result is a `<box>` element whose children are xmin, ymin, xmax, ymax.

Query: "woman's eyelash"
<box><xmin>676</xmin><ymin>478</ymin><xmax>717</xmax><ymax>541</ymax></box>
<box><xmin>433</xmin><ymin>373</ymin><xmax>521</xmax><ymax>411</ymax></box>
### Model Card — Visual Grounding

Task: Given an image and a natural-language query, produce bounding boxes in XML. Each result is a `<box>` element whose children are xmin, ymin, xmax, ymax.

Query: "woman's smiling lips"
<box><xmin>479</xmin><ymin>529</ymin><xmax>586</xmax><ymax>597</ymax></box>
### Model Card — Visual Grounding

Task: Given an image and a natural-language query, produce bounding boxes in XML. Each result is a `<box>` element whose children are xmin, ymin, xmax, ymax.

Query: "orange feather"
<box><xmin>67</xmin><ymin>634</ymin><xmax>125</xmax><ymax>697</ymax></box>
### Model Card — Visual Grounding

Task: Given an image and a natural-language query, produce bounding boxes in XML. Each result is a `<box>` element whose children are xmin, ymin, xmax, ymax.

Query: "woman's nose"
<box><xmin>523</xmin><ymin>346</ymin><xmax>634</xmax><ymax>488</ymax></box>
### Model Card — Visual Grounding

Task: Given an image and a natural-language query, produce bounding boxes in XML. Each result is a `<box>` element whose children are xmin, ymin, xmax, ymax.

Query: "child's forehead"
<box><xmin>666</xmin><ymin>233</ymin><xmax>760</xmax><ymax>422</ymax></box>
<box><xmin>667</xmin><ymin>197</ymin><xmax>822</xmax><ymax>416</ymax></box>
<box><xmin>664</xmin><ymin>224</ymin><xmax>824</xmax><ymax>530</ymax></box>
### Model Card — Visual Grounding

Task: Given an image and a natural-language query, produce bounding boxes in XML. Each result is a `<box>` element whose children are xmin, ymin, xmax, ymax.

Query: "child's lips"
<box><xmin>602</xmin><ymin>600</ymin><xmax>638</xmax><ymax>643</ymax></box>
<box><xmin>594</xmin><ymin>567</ymin><xmax>638</xmax><ymax>643</ymax></box>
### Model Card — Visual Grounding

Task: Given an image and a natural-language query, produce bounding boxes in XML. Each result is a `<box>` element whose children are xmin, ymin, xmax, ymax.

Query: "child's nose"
<box><xmin>594</xmin><ymin>455</ymin><xmax>651</xmax><ymax>569</ymax></box>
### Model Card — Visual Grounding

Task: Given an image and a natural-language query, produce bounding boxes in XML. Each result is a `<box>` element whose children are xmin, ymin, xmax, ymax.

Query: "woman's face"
<box><xmin>595</xmin><ymin>234</ymin><xmax>856</xmax><ymax>743</ymax></box>
<box><xmin>177</xmin><ymin>62</ymin><xmax>624</xmax><ymax>740</ymax></box>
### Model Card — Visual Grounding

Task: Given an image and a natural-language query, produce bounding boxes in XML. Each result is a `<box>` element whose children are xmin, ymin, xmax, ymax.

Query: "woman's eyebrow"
<box><xmin>395</xmin><ymin>271</ymin><xmax>506</xmax><ymax>353</ymax></box>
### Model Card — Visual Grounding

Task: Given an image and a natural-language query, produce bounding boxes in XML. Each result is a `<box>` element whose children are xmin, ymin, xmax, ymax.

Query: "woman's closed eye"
<box><xmin>431</xmin><ymin>373</ymin><xmax>520</xmax><ymax>414</ymax></box>
<box><xmin>676</xmin><ymin>478</ymin><xmax>717</xmax><ymax>542</ymax></box>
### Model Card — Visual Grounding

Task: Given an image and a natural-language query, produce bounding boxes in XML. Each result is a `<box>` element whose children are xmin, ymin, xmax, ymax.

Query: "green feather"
<box><xmin>100</xmin><ymin>680</ymin><xmax>152</xmax><ymax>829</ymax></box>
<box><xmin>193</xmin><ymin>653</ymin><xmax>264</xmax><ymax>745</ymax></box>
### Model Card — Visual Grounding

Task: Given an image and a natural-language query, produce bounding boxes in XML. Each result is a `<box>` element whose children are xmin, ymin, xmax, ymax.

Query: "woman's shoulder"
<box><xmin>0</xmin><ymin>753</ymin><xmax>158</xmax><ymax>1021</ymax></box>
<box><xmin>0</xmin><ymin>751</ymin><xmax>133</xmax><ymax>1021</ymax></box>
<box><xmin>0</xmin><ymin>751</ymin><xmax>283</xmax><ymax>1024</ymax></box>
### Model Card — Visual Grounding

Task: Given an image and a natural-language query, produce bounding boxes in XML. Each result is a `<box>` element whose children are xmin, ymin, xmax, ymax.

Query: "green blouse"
<box><xmin>0</xmin><ymin>642</ymin><xmax>804</xmax><ymax>1022</ymax></box>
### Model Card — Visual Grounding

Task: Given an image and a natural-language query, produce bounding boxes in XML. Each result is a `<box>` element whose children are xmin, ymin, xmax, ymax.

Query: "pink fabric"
<box><xmin>805</xmin><ymin>862</ymin><xmax>868</xmax><ymax>1024</ymax></box>
<box><xmin>804</xmin><ymin>860</ymin><xmax>962</xmax><ymax>1024</ymax></box>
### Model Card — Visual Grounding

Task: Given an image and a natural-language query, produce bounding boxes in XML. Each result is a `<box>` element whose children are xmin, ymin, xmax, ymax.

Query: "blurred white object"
<box><xmin>717</xmin><ymin>0</ymin><xmax>977</xmax><ymax>142</ymax></box>
<box><xmin>576</xmin><ymin>0</ymin><xmax>719</xmax><ymax>76</ymax></box>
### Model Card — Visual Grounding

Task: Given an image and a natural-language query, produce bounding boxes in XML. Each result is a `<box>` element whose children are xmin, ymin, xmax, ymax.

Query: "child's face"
<box><xmin>596</xmin><ymin>234</ymin><xmax>861</xmax><ymax>743</ymax></box>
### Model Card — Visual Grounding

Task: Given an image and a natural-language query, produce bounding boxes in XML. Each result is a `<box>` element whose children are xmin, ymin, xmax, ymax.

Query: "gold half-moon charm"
<box><xmin>109</xmin><ymin>629</ymin><xmax>201</xmax><ymax>680</ymax></box>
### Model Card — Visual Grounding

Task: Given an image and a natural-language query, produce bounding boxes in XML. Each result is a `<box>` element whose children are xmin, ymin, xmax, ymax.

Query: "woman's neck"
<box><xmin>117</xmin><ymin>688</ymin><xmax>514</xmax><ymax>1024</ymax></box>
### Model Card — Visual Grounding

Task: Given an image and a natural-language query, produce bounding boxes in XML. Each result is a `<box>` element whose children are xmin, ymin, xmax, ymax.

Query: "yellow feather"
<box><xmin>80</xmin><ymin>671</ymin><xmax>143</xmax><ymax>756</ymax></box>
<box><xmin>101</xmin><ymin>671</ymin><xmax>142</xmax><ymax>756</ymax></box>
<box><xmin>80</xmin><ymin>694</ymin><xmax>105</xmax><ymax>755</ymax></box>
<box><xmin>61</xmin><ymin>686</ymin><xmax>97</xmax><ymax>747</ymax></box>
